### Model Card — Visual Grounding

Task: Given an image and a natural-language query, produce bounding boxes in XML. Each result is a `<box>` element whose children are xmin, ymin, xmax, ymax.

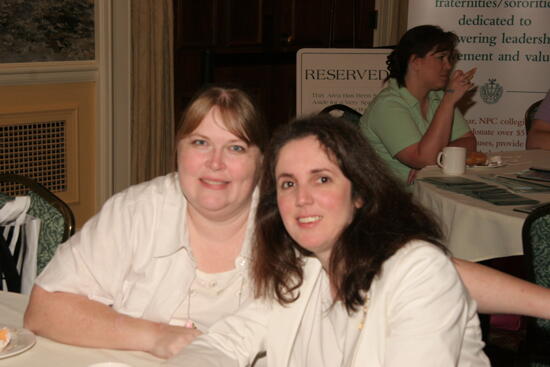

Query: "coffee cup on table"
<box><xmin>436</xmin><ymin>147</ymin><xmax>466</xmax><ymax>176</ymax></box>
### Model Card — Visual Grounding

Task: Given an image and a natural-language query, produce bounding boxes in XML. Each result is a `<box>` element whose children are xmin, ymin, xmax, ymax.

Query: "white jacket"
<box><xmin>166</xmin><ymin>241</ymin><xmax>490</xmax><ymax>367</ymax></box>
<box><xmin>36</xmin><ymin>173</ymin><xmax>256</xmax><ymax>325</ymax></box>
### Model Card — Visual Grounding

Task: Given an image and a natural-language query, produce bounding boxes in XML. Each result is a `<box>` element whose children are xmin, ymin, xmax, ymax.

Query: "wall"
<box><xmin>0</xmin><ymin>0</ymin><xmax>114</xmax><ymax>228</ymax></box>
<box><xmin>0</xmin><ymin>81</ymin><xmax>97</xmax><ymax>226</ymax></box>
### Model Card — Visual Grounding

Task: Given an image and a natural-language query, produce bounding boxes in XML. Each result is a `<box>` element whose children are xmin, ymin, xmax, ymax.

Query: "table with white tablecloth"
<box><xmin>414</xmin><ymin>150</ymin><xmax>550</xmax><ymax>262</ymax></box>
<box><xmin>0</xmin><ymin>291</ymin><xmax>162</xmax><ymax>366</ymax></box>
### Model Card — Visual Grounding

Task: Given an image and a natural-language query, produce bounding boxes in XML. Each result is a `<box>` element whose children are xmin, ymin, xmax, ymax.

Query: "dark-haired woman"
<box><xmin>166</xmin><ymin>115</ymin><xmax>490</xmax><ymax>366</ymax></box>
<box><xmin>360</xmin><ymin>25</ymin><xmax>477</xmax><ymax>184</ymax></box>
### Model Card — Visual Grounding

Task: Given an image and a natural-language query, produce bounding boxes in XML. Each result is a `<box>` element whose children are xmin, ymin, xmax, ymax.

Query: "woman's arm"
<box><xmin>24</xmin><ymin>285</ymin><xmax>201</xmax><ymax>359</ymax></box>
<box><xmin>404</xmin><ymin>130</ymin><xmax>476</xmax><ymax>184</ymax></box>
<box><xmin>165</xmin><ymin>300</ymin><xmax>268</xmax><ymax>367</ymax></box>
<box><xmin>448</xmin><ymin>131</ymin><xmax>477</xmax><ymax>152</ymax></box>
<box><xmin>453</xmin><ymin>258</ymin><xmax>550</xmax><ymax>318</ymax></box>
<box><xmin>396</xmin><ymin>93</ymin><xmax>458</xmax><ymax>168</ymax></box>
<box><xmin>396</xmin><ymin>69</ymin><xmax>476</xmax><ymax>168</ymax></box>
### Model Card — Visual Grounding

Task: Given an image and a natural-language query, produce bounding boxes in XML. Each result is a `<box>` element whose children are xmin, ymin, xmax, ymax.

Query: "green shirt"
<box><xmin>360</xmin><ymin>79</ymin><xmax>471</xmax><ymax>184</ymax></box>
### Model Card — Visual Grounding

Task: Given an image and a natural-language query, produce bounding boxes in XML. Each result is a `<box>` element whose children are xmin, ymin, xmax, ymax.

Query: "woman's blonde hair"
<box><xmin>175</xmin><ymin>85</ymin><xmax>268</xmax><ymax>152</ymax></box>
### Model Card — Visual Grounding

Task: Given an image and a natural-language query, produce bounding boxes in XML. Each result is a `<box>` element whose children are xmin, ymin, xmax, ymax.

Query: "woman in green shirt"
<box><xmin>361</xmin><ymin>25</ymin><xmax>477</xmax><ymax>184</ymax></box>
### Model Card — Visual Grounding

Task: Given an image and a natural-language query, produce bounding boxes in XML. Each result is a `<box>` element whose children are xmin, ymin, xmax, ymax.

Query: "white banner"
<box><xmin>296</xmin><ymin>48</ymin><xmax>392</xmax><ymax>116</ymax></box>
<box><xmin>408</xmin><ymin>1</ymin><xmax>550</xmax><ymax>152</ymax></box>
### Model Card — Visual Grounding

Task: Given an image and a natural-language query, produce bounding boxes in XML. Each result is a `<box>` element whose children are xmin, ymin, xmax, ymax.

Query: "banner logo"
<box><xmin>480</xmin><ymin>79</ymin><xmax>503</xmax><ymax>104</ymax></box>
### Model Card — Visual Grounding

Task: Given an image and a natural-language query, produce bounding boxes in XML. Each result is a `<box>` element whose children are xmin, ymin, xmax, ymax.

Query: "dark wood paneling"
<box><xmin>173</xmin><ymin>0</ymin><xmax>376</xmax><ymax>134</ymax></box>
<box><xmin>277</xmin><ymin>0</ymin><xmax>332</xmax><ymax>47</ymax></box>
<box><xmin>274</xmin><ymin>0</ymin><xmax>375</xmax><ymax>49</ymax></box>
<box><xmin>173</xmin><ymin>0</ymin><xmax>217</xmax><ymax>48</ymax></box>
<box><xmin>220</xmin><ymin>0</ymin><xmax>263</xmax><ymax>47</ymax></box>
<box><xmin>173</xmin><ymin>50</ymin><xmax>204</xmax><ymax>124</ymax></box>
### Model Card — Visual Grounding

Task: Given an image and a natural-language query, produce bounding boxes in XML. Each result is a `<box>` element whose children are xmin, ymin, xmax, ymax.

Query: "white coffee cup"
<box><xmin>436</xmin><ymin>147</ymin><xmax>466</xmax><ymax>176</ymax></box>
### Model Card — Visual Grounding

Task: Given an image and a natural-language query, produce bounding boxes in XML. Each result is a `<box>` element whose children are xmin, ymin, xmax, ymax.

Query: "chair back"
<box><xmin>320</xmin><ymin>104</ymin><xmax>363</xmax><ymax>125</ymax></box>
<box><xmin>525</xmin><ymin>99</ymin><xmax>543</xmax><ymax>133</ymax></box>
<box><xmin>0</xmin><ymin>211</ymin><xmax>25</xmax><ymax>292</ymax></box>
<box><xmin>521</xmin><ymin>203</ymin><xmax>550</xmax><ymax>364</ymax></box>
<box><xmin>0</xmin><ymin>174</ymin><xmax>75</xmax><ymax>275</ymax></box>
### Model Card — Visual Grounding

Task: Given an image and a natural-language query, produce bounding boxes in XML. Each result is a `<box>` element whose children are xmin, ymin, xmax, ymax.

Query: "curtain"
<box><xmin>130</xmin><ymin>0</ymin><xmax>175</xmax><ymax>185</ymax></box>
<box><xmin>373</xmin><ymin>0</ymin><xmax>409</xmax><ymax>47</ymax></box>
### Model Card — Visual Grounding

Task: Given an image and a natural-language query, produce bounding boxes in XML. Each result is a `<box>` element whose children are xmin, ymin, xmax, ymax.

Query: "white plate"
<box><xmin>0</xmin><ymin>328</ymin><xmax>36</xmax><ymax>359</ymax></box>
<box><xmin>467</xmin><ymin>162</ymin><xmax>506</xmax><ymax>169</ymax></box>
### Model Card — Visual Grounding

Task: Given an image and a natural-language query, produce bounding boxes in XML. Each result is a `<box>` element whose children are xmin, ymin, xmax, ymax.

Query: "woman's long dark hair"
<box><xmin>252</xmin><ymin>114</ymin><xmax>446</xmax><ymax>313</ymax></box>
<box><xmin>386</xmin><ymin>25</ymin><xmax>458</xmax><ymax>87</ymax></box>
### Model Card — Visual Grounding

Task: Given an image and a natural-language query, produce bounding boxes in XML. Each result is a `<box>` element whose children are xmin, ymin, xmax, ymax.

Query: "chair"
<box><xmin>0</xmin><ymin>174</ymin><xmax>75</xmax><ymax>276</ymax></box>
<box><xmin>320</xmin><ymin>104</ymin><xmax>363</xmax><ymax>125</ymax></box>
<box><xmin>0</xmin><ymin>198</ymin><xmax>27</xmax><ymax>292</ymax></box>
<box><xmin>525</xmin><ymin>99</ymin><xmax>543</xmax><ymax>133</ymax></box>
<box><xmin>518</xmin><ymin>203</ymin><xmax>550</xmax><ymax>366</ymax></box>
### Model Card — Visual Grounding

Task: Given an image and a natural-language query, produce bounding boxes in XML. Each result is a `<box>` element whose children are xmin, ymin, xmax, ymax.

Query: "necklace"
<box><xmin>182</xmin><ymin>268</ymin><xmax>246</xmax><ymax>329</ymax></box>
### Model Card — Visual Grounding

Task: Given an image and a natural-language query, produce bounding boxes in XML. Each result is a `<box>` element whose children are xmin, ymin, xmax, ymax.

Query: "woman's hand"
<box><xmin>444</xmin><ymin>68</ymin><xmax>476</xmax><ymax>103</ymax></box>
<box><xmin>148</xmin><ymin>323</ymin><xmax>202</xmax><ymax>359</ymax></box>
<box><xmin>24</xmin><ymin>286</ymin><xmax>203</xmax><ymax>359</ymax></box>
<box><xmin>407</xmin><ymin>168</ymin><xmax>419</xmax><ymax>185</ymax></box>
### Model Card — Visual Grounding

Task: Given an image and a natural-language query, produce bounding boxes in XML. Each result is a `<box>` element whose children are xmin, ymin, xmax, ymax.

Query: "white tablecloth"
<box><xmin>0</xmin><ymin>291</ymin><xmax>162</xmax><ymax>366</ymax></box>
<box><xmin>414</xmin><ymin>150</ymin><xmax>550</xmax><ymax>262</ymax></box>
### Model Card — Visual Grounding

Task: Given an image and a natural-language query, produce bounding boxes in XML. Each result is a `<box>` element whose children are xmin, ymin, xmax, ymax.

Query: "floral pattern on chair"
<box><xmin>27</xmin><ymin>191</ymin><xmax>66</xmax><ymax>274</ymax></box>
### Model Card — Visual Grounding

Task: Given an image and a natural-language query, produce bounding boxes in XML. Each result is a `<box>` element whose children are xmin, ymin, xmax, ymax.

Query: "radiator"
<box><xmin>0</xmin><ymin>107</ymin><xmax>79</xmax><ymax>204</ymax></box>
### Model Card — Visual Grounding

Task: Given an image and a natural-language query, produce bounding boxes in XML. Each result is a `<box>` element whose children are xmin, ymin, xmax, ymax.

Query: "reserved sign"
<box><xmin>296</xmin><ymin>48</ymin><xmax>392</xmax><ymax>116</ymax></box>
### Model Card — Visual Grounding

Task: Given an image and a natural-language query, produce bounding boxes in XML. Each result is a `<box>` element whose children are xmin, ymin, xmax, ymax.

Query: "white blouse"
<box><xmin>290</xmin><ymin>271</ymin><xmax>361</xmax><ymax>367</ymax></box>
<box><xmin>170</xmin><ymin>268</ymin><xmax>246</xmax><ymax>331</ymax></box>
<box><xmin>36</xmin><ymin>174</ymin><xmax>257</xmax><ymax>325</ymax></box>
